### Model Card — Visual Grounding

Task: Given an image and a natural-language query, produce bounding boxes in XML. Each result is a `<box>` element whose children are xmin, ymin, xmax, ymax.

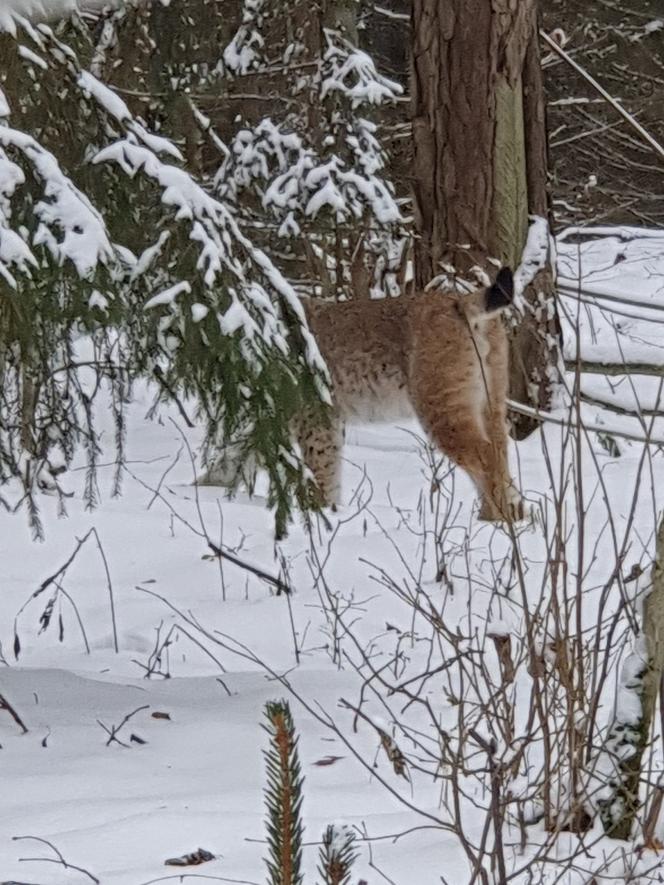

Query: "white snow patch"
<box><xmin>514</xmin><ymin>215</ymin><xmax>551</xmax><ymax>298</ymax></box>
<box><xmin>144</xmin><ymin>280</ymin><xmax>191</xmax><ymax>310</ymax></box>
<box><xmin>88</xmin><ymin>288</ymin><xmax>109</xmax><ymax>311</ymax></box>
<box><xmin>17</xmin><ymin>42</ymin><xmax>47</xmax><ymax>68</ymax></box>
<box><xmin>191</xmin><ymin>302</ymin><xmax>209</xmax><ymax>322</ymax></box>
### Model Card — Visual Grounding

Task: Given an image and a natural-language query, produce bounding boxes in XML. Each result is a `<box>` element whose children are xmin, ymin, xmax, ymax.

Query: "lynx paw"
<box><xmin>479</xmin><ymin>489</ymin><xmax>525</xmax><ymax>524</ymax></box>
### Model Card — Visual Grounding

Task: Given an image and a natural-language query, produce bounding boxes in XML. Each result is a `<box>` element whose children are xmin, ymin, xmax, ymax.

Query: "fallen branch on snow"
<box><xmin>508</xmin><ymin>400</ymin><xmax>664</xmax><ymax>446</ymax></box>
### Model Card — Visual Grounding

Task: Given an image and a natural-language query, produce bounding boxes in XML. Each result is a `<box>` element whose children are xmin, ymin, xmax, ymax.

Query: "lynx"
<box><xmin>204</xmin><ymin>267</ymin><xmax>523</xmax><ymax>523</ymax></box>
<box><xmin>298</xmin><ymin>266</ymin><xmax>522</xmax><ymax>522</ymax></box>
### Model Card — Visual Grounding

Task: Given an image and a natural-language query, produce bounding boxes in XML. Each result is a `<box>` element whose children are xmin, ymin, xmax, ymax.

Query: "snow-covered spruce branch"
<box><xmin>217</xmin><ymin>7</ymin><xmax>406</xmax><ymax>300</ymax></box>
<box><xmin>0</xmin><ymin>29</ymin><xmax>128</xmax><ymax>532</ymax></box>
<box><xmin>0</xmin><ymin>125</ymin><xmax>117</xmax><ymax>281</ymax></box>
<box><xmin>217</xmin><ymin>117</ymin><xmax>400</xmax><ymax>232</ymax></box>
<box><xmin>91</xmin><ymin>137</ymin><xmax>328</xmax><ymax>382</ymax></box>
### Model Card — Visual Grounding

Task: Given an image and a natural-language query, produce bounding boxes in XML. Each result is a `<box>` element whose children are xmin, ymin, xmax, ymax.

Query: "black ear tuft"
<box><xmin>485</xmin><ymin>266</ymin><xmax>514</xmax><ymax>312</ymax></box>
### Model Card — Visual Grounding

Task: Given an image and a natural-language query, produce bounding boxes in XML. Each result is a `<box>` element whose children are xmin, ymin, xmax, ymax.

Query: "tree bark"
<box><xmin>509</xmin><ymin>17</ymin><xmax>561</xmax><ymax>437</ymax></box>
<box><xmin>600</xmin><ymin>518</ymin><xmax>664</xmax><ymax>840</ymax></box>
<box><xmin>410</xmin><ymin>0</ymin><xmax>561</xmax><ymax>435</ymax></box>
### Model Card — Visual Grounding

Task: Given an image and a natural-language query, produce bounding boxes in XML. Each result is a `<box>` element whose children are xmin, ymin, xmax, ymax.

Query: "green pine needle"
<box><xmin>317</xmin><ymin>824</ymin><xmax>358</xmax><ymax>885</ymax></box>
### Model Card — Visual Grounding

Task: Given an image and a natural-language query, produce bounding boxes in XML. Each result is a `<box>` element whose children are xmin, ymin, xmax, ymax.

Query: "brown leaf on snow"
<box><xmin>378</xmin><ymin>730</ymin><xmax>409</xmax><ymax>779</ymax></box>
<box><xmin>165</xmin><ymin>847</ymin><xmax>215</xmax><ymax>866</ymax></box>
<box><xmin>313</xmin><ymin>754</ymin><xmax>344</xmax><ymax>767</ymax></box>
<box><xmin>151</xmin><ymin>711</ymin><xmax>171</xmax><ymax>720</ymax></box>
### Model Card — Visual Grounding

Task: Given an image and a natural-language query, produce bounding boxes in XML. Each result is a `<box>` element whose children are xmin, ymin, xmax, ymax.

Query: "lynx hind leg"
<box><xmin>478</xmin><ymin>324</ymin><xmax>524</xmax><ymax>523</ymax></box>
<box><xmin>298</xmin><ymin>411</ymin><xmax>343</xmax><ymax>509</ymax></box>
<box><xmin>478</xmin><ymin>478</ymin><xmax>524</xmax><ymax>523</ymax></box>
<box><xmin>410</xmin><ymin>374</ymin><xmax>520</xmax><ymax>523</ymax></box>
<box><xmin>475</xmin><ymin>407</ymin><xmax>523</xmax><ymax>523</ymax></box>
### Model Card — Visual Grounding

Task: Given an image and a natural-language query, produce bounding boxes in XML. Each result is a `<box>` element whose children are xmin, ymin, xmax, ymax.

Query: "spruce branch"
<box><xmin>263</xmin><ymin>700</ymin><xmax>305</xmax><ymax>885</ymax></box>
<box><xmin>317</xmin><ymin>824</ymin><xmax>358</xmax><ymax>885</ymax></box>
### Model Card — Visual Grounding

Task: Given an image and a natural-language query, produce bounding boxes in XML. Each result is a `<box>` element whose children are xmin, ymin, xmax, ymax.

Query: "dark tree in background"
<box><xmin>367</xmin><ymin>0</ymin><xmax>664</xmax><ymax>227</ymax></box>
<box><xmin>542</xmin><ymin>0</ymin><xmax>664</xmax><ymax>227</ymax></box>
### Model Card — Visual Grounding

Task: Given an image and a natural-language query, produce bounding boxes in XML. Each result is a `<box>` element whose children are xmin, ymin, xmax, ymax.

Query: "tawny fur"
<box><xmin>301</xmin><ymin>282</ymin><xmax>522</xmax><ymax>522</ymax></box>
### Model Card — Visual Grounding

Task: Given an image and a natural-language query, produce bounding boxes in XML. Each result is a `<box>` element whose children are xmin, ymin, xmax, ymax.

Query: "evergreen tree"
<box><xmin>216</xmin><ymin>0</ymin><xmax>406</xmax><ymax>302</ymax></box>
<box><xmin>0</xmin><ymin>8</ymin><xmax>330</xmax><ymax>536</ymax></box>
<box><xmin>75</xmin><ymin>0</ymin><xmax>406</xmax><ymax>518</ymax></box>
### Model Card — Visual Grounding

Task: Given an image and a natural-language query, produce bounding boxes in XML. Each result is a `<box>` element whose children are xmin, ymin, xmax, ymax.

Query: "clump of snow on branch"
<box><xmin>321</xmin><ymin>29</ymin><xmax>402</xmax><ymax>108</ymax></box>
<box><xmin>77</xmin><ymin>71</ymin><xmax>183</xmax><ymax>161</ymax></box>
<box><xmin>0</xmin><ymin>129</ymin><xmax>116</xmax><ymax>279</ymax></box>
<box><xmin>218</xmin><ymin>118</ymin><xmax>400</xmax><ymax>230</ymax></box>
<box><xmin>222</xmin><ymin>0</ymin><xmax>265</xmax><ymax>75</ymax></box>
<box><xmin>514</xmin><ymin>215</ymin><xmax>552</xmax><ymax>297</ymax></box>
<box><xmin>0</xmin><ymin>148</ymin><xmax>36</xmax><ymax>286</ymax></box>
<box><xmin>93</xmin><ymin>137</ymin><xmax>327</xmax><ymax>382</ymax></box>
<box><xmin>217</xmin><ymin>16</ymin><xmax>404</xmax><ymax>299</ymax></box>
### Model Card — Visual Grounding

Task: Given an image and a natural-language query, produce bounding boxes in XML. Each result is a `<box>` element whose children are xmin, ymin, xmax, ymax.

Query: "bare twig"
<box><xmin>13</xmin><ymin>835</ymin><xmax>99</xmax><ymax>884</ymax></box>
<box><xmin>14</xmin><ymin>527</ymin><xmax>117</xmax><ymax>656</ymax></box>
<box><xmin>207</xmin><ymin>541</ymin><xmax>292</xmax><ymax>596</ymax></box>
<box><xmin>90</xmin><ymin>528</ymin><xmax>118</xmax><ymax>654</ymax></box>
<box><xmin>0</xmin><ymin>691</ymin><xmax>28</xmax><ymax>734</ymax></box>
<box><xmin>507</xmin><ymin>399</ymin><xmax>664</xmax><ymax>446</ymax></box>
<box><xmin>540</xmin><ymin>29</ymin><xmax>664</xmax><ymax>161</ymax></box>
<box><xmin>152</xmin><ymin>366</ymin><xmax>194</xmax><ymax>428</ymax></box>
<box><xmin>97</xmin><ymin>704</ymin><xmax>149</xmax><ymax>747</ymax></box>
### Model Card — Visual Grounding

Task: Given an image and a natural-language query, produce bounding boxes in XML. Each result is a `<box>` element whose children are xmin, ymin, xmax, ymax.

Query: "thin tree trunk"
<box><xmin>509</xmin><ymin>14</ymin><xmax>561</xmax><ymax>438</ymax></box>
<box><xmin>600</xmin><ymin>518</ymin><xmax>664</xmax><ymax>840</ymax></box>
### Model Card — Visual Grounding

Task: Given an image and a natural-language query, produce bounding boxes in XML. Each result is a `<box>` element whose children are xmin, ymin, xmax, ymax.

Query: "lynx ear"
<box><xmin>485</xmin><ymin>267</ymin><xmax>514</xmax><ymax>312</ymax></box>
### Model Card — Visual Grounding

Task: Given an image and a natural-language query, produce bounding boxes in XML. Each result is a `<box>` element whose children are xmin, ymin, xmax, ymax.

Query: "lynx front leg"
<box><xmin>408</xmin><ymin>324</ymin><xmax>503</xmax><ymax>520</ymax></box>
<box><xmin>430</xmin><ymin>418</ymin><xmax>518</xmax><ymax>523</ymax></box>
<box><xmin>477</xmin><ymin>453</ymin><xmax>523</xmax><ymax>523</ymax></box>
<box><xmin>197</xmin><ymin>440</ymin><xmax>257</xmax><ymax>491</ymax></box>
<box><xmin>298</xmin><ymin>412</ymin><xmax>343</xmax><ymax>509</ymax></box>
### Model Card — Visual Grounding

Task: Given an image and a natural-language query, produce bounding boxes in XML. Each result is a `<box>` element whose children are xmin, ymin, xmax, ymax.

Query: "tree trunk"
<box><xmin>410</xmin><ymin>0</ymin><xmax>560</xmax><ymax>436</ymax></box>
<box><xmin>600</xmin><ymin>518</ymin><xmax>664</xmax><ymax>840</ymax></box>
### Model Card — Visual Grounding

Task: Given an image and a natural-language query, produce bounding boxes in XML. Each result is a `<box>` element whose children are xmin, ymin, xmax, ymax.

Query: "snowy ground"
<box><xmin>2</xmin><ymin>229</ymin><xmax>664</xmax><ymax>884</ymax></box>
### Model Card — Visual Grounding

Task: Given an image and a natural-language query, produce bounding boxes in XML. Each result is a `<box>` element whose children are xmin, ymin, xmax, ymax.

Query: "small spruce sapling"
<box><xmin>263</xmin><ymin>699</ymin><xmax>305</xmax><ymax>885</ymax></box>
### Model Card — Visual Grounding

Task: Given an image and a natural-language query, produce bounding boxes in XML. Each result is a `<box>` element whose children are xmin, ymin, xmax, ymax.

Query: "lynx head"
<box><xmin>458</xmin><ymin>266</ymin><xmax>514</xmax><ymax>326</ymax></box>
<box><xmin>485</xmin><ymin>267</ymin><xmax>514</xmax><ymax>313</ymax></box>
